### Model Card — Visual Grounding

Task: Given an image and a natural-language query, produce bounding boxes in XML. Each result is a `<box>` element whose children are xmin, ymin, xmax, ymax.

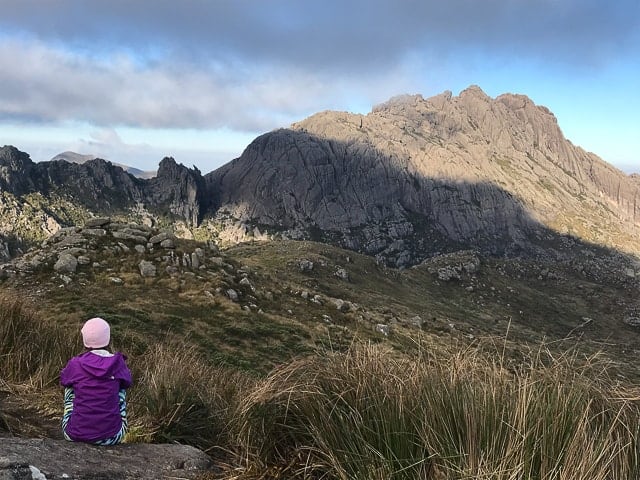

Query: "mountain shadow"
<box><xmin>206</xmin><ymin>128</ymin><xmax>639</xmax><ymax>267</ymax></box>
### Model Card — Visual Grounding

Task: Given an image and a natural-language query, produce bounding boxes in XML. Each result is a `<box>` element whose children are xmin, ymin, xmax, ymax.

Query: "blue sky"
<box><xmin>0</xmin><ymin>0</ymin><xmax>638</xmax><ymax>173</ymax></box>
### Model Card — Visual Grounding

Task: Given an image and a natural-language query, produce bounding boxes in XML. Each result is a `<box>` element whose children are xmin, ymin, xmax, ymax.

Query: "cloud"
<box><xmin>0</xmin><ymin>35</ymin><xmax>425</xmax><ymax>131</ymax></box>
<box><xmin>0</xmin><ymin>0</ymin><xmax>638</xmax><ymax>146</ymax></box>
<box><xmin>0</xmin><ymin>38</ymin><xmax>346</xmax><ymax>130</ymax></box>
<box><xmin>0</xmin><ymin>0</ymin><xmax>638</xmax><ymax>71</ymax></box>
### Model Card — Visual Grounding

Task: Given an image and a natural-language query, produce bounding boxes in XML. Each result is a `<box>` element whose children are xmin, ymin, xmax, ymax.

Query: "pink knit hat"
<box><xmin>81</xmin><ymin>317</ymin><xmax>111</xmax><ymax>348</ymax></box>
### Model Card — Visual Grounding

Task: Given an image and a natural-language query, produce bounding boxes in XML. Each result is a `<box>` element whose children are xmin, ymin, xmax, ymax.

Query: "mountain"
<box><xmin>0</xmin><ymin>146</ymin><xmax>207</xmax><ymax>254</ymax></box>
<box><xmin>208</xmin><ymin>86</ymin><xmax>640</xmax><ymax>265</ymax></box>
<box><xmin>50</xmin><ymin>151</ymin><xmax>156</xmax><ymax>179</ymax></box>
<box><xmin>1</xmin><ymin>86</ymin><xmax>639</xmax><ymax>266</ymax></box>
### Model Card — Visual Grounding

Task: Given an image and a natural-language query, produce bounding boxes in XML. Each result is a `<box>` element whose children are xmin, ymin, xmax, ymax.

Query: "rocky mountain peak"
<box><xmin>459</xmin><ymin>84</ymin><xmax>490</xmax><ymax>100</ymax></box>
<box><xmin>0</xmin><ymin>145</ymin><xmax>33</xmax><ymax>170</ymax></box>
<box><xmin>1</xmin><ymin>87</ymin><xmax>638</xmax><ymax>268</ymax></box>
<box><xmin>147</xmin><ymin>157</ymin><xmax>207</xmax><ymax>227</ymax></box>
<box><xmin>0</xmin><ymin>145</ymin><xmax>37</xmax><ymax>195</ymax></box>
<box><xmin>210</xmin><ymin>86</ymin><xmax>640</xmax><ymax>266</ymax></box>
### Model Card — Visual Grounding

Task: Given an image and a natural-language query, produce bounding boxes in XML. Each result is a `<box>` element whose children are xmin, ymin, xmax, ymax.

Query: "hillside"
<box><xmin>1</xmin><ymin>217</ymin><xmax>639</xmax><ymax>378</ymax></box>
<box><xmin>1</xmin><ymin>216</ymin><xmax>640</xmax><ymax>478</ymax></box>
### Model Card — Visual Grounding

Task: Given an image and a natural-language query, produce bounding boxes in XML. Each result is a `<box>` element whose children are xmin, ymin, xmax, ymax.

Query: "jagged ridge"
<box><xmin>208</xmin><ymin>86</ymin><xmax>640</xmax><ymax>264</ymax></box>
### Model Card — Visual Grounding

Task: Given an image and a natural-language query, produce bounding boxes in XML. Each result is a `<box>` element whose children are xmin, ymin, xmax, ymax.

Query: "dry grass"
<box><xmin>0</xmin><ymin>293</ymin><xmax>80</xmax><ymax>388</ymax></box>
<box><xmin>127</xmin><ymin>342</ymin><xmax>255</xmax><ymax>457</ymax></box>
<box><xmin>233</xmin><ymin>343</ymin><xmax>640</xmax><ymax>479</ymax></box>
<box><xmin>3</xmin><ymin>290</ymin><xmax>640</xmax><ymax>479</ymax></box>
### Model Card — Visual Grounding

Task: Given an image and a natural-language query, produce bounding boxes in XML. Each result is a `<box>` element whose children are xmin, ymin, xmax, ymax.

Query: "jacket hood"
<box><xmin>77</xmin><ymin>351</ymin><xmax>125</xmax><ymax>379</ymax></box>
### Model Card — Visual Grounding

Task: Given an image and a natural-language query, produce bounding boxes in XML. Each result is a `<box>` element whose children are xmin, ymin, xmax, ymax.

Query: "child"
<box><xmin>60</xmin><ymin>317</ymin><xmax>132</xmax><ymax>445</ymax></box>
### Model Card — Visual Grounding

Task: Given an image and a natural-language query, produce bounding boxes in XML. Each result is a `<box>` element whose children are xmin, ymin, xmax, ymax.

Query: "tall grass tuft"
<box><xmin>237</xmin><ymin>345</ymin><xmax>432</xmax><ymax>479</ymax></box>
<box><xmin>0</xmin><ymin>293</ymin><xmax>80</xmax><ymax>387</ymax></box>
<box><xmin>129</xmin><ymin>342</ymin><xmax>253</xmax><ymax>455</ymax></box>
<box><xmin>235</xmin><ymin>342</ymin><xmax>640</xmax><ymax>479</ymax></box>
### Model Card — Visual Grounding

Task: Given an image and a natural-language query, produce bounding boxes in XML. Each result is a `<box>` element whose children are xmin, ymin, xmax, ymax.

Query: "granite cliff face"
<box><xmin>145</xmin><ymin>157</ymin><xmax>209</xmax><ymax>227</ymax></box>
<box><xmin>209</xmin><ymin>86</ymin><xmax>639</xmax><ymax>264</ymax></box>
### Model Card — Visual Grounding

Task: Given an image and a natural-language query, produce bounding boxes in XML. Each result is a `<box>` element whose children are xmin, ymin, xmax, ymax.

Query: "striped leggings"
<box><xmin>62</xmin><ymin>387</ymin><xmax>128</xmax><ymax>445</ymax></box>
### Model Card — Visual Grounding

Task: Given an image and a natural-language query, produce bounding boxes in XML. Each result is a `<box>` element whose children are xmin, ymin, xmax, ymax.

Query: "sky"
<box><xmin>0</xmin><ymin>0</ymin><xmax>638</xmax><ymax>174</ymax></box>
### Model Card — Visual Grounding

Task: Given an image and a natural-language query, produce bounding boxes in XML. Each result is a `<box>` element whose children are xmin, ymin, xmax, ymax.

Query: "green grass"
<box><xmin>3</xmin><ymin>234</ymin><xmax>640</xmax><ymax>478</ymax></box>
<box><xmin>2</xmin><ymin>287</ymin><xmax>640</xmax><ymax>479</ymax></box>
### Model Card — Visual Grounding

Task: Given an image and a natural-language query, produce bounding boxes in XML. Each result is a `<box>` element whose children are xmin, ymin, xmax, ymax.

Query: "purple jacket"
<box><xmin>60</xmin><ymin>350</ymin><xmax>132</xmax><ymax>442</ymax></box>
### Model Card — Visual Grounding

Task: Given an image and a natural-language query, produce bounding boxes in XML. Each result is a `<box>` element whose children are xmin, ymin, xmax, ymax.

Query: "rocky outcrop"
<box><xmin>144</xmin><ymin>157</ymin><xmax>208</xmax><ymax>227</ymax></box>
<box><xmin>0</xmin><ymin>149</ymin><xmax>208</xmax><ymax>254</ymax></box>
<box><xmin>0</xmin><ymin>218</ymin><xmax>229</xmax><ymax>294</ymax></box>
<box><xmin>0</xmin><ymin>438</ymin><xmax>215</xmax><ymax>479</ymax></box>
<box><xmin>208</xmin><ymin>87</ymin><xmax>640</xmax><ymax>265</ymax></box>
<box><xmin>0</xmin><ymin>146</ymin><xmax>38</xmax><ymax>196</ymax></box>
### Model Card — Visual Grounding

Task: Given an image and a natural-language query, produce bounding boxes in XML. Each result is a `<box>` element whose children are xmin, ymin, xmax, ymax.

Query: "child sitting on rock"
<box><xmin>60</xmin><ymin>317</ymin><xmax>132</xmax><ymax>445</ymax></box>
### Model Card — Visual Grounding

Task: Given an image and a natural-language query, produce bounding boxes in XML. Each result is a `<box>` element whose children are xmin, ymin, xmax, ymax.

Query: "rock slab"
<box><xmin>0</xmin><ymin>438</ymin><xmax>214</xmax><ymax>479</ymax></box>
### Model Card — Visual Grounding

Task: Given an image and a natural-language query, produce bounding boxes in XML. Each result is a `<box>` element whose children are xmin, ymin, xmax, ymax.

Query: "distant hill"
<box><xmin>50</xmin><ymin>151</ymin><xmax>156</xmax><ymax>179</ymax></box>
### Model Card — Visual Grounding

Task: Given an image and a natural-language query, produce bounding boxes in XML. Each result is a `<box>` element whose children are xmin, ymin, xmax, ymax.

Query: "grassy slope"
<box><xmin>2</xmin><ymin>237</ymin><xmax>640</xmax><ymax>477</ymax></box>
<box><xmin>6</xmin><ymin>237</ymin><xmax>638</xmax><ymax>379</ymax></box>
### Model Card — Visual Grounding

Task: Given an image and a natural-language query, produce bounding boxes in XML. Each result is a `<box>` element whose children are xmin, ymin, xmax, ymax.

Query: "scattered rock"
<box><xmin>160</xmin><ymin>238</ymin><xmax>176</xmax><ymax>249</ymax></box>
<box><xmin>210</xmin><ymin>257</ymin><xmax>224</xmax><ymax>267</ymax></box>
<box><xmin>624</xmin><ymin>316</ymin><xmax>640</xmax><ymax>327</ymax></box>
<box><xmin>239</xmin><ymin>277</ymin><xmax>253</xmax><ymax>290</ymax></box>
<box><xmin>139</xmin><ymin>260</ymin><xmax>157</xmax><ymax>277</ymax></box>
<box><xmin>81</xmin><ymin>228</ymin><xmax>107</xmax><ymax>237</ymax></box>
<box><xmin>77</xmin><ymin>256</ymin><xmax>91</xmax><ymax>265</ymax></box>
<box><xmin>334</xmin><ymin>268</ymin><xmax>349</xmax><ymax>281</ymax></box>
<box><xmin>226</xmin><ymin>289</ymin><xmax>239</xmax><ymax>302</ymax></box>
<box><xmin>117</xmin><ymin>242</ymin><xmax>131</xmax><ymax>253</ymax></box>
<box><xmin>406</xmin><ymin>315</ymin><xmax>423</xmax><ymax>328</ymax></box>
<box><xmin>53</xmin><ymin>254</ymin><xmax>77</xmax><ymax>274</ymax></box>
<box><xmin>165</xmin><ymin>265</ymin><xmax>179</xmax><ymax>276</ymax></box>
<box><xmin>375</xmin><ymin>323</ymin><xmax>390</xmax><ymax>336</ymax></box>
<box><xmin>191</xmin><ymin>252</ymin><xmax>200</xmax><ymax>269</ymax></box>
<box><xmin>437</xmin><ymin>267</ymin><xmax>460</xmax><ymax>281</ymax></box>
<box><xmin>149</xmin><ymin>232</ymin><xmax>171</xmax><ymax>244</ymax></box>
<box><xmin>84</xmin><ymin>217</ymin><xmax>111</xmax><ymax>228</ymax></box>
<box><xmin>299</xmin><ymin>259</ymin><xmax>314</xmax><ymax>272</ymax></box>
<box><xmin>134</xmin><ymin>244</ymin><xmax>146</xmax><ymax>254</ymax></box>
<box><xmin>112</xmin><ymin>231</ymin><xmax>148</xmax><ymax>244</ymax></box>
<box><xmin>330</xmin><ymin>298</ymin><xmax>352</xmax><ymax>312</ymax></box>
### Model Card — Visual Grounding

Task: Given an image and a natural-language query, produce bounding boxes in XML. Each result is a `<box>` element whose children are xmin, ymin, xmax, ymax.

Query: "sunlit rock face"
<box><xmin>208</xmin><ymin>87</ymin><xmax>640</xmax><ymax>265</ymax></box>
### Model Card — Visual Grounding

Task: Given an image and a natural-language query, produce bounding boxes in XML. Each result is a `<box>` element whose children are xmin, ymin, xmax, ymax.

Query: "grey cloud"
<box><xmin>1</xmin><ymin>0</ymin><xmax>638</xmax><ymax>72</ymax></box>
<box><xmin>1</xmin><ymin>0</ymin><xmax>638</xmax><ymax>133</ymax></box>
<box><xmin>0</xmin><ymin>40</ymin><xmax>345</xmax><ymax>130</ymax></box>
